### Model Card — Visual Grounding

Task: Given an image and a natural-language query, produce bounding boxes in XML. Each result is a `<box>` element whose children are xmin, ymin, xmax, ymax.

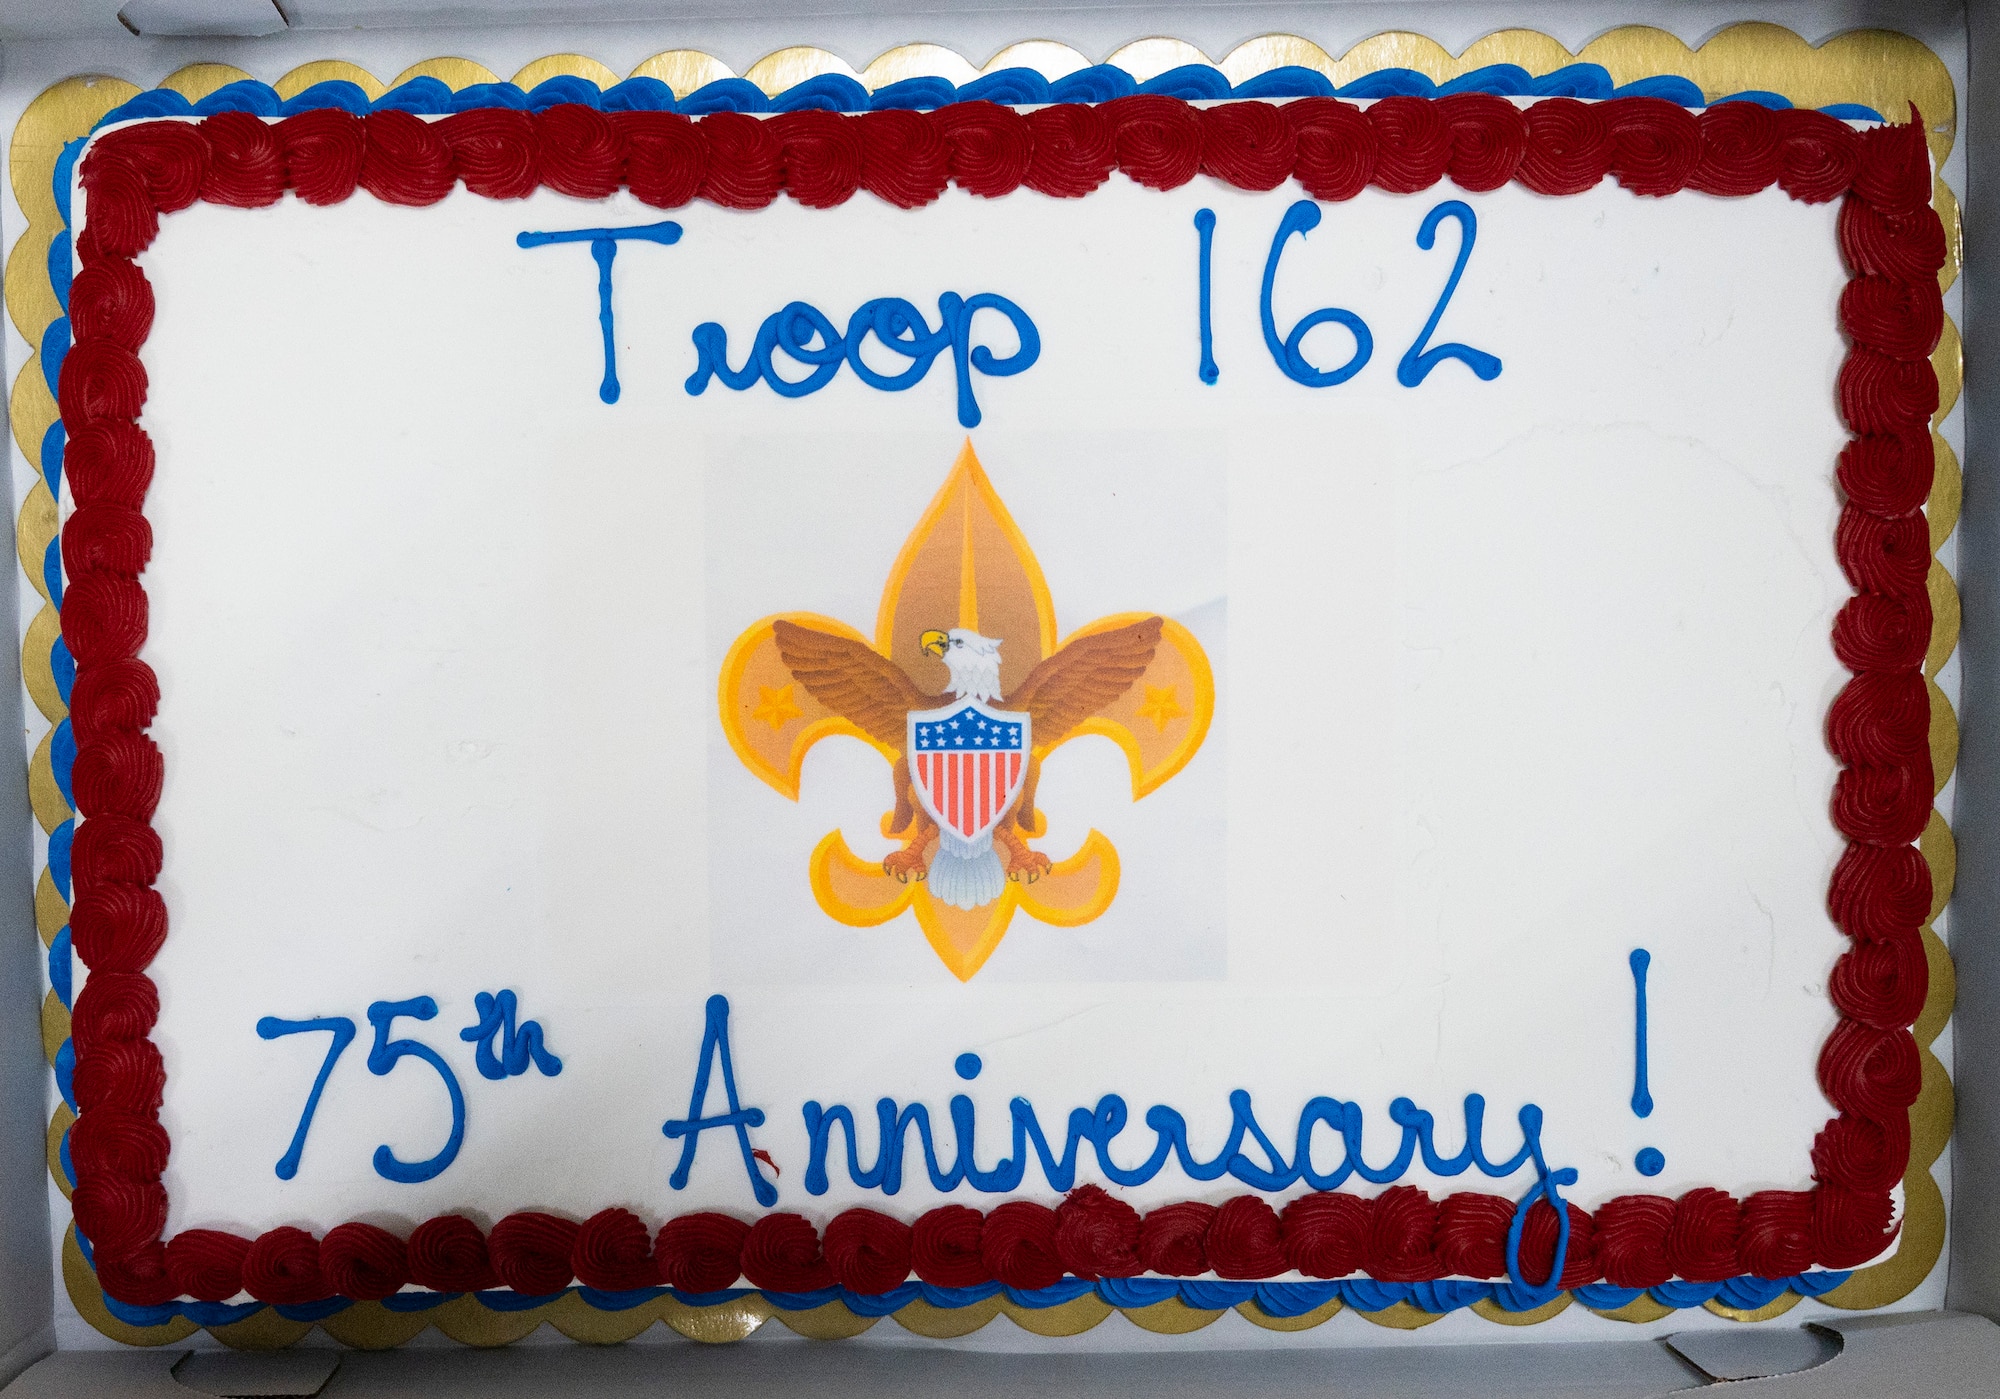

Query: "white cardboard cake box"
<box><xmin>0</xmin><ymin>0</ymin><xmax>1996</xmax><ymax>1394</ymax></box>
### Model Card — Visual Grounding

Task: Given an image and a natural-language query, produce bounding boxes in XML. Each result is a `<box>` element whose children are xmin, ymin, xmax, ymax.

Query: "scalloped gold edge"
<box><xmin>6</xmin><ymin>23</ymin><xmax>1958</xmax><ymax>1346</ymax></box>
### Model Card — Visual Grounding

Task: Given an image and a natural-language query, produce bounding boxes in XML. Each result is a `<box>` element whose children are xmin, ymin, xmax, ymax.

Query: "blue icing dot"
<box><xmin>769</xmin><ymin>73</ymin><xmax>869</xmax><ymax>112</ymax></box>
<box><xmin>280</xmin><ymin>80</ymin><xmax>373</xmax><ymax>115</ymax></box>
<box><xmin>1636</xmin><ymin>1147</ymin><xmax>1665</xmax><ymax>1176</ymax></box>
<box><xmin>192</xmin><ymin>79</ymin><xmax>281</xmax><ymax>116</ymax></box>
<box><xmin>525</xmin><ymin>75</ymin><xmax>605</xmax><ymax>111</ymax></box>
<box><xmin>869</xmin><ymin>76</ymin><xmax>958</xmax><ymax>112</ymax></box>
<box><xmin>954</xmin><ymin>1052</ymin><xmax>981</xmax><ymax>1080</ymax></box>
<box><xmin>372</xmin><ymin>75</ymin><xmax>456</xmax><ymax>114</ymax></box>
<box><xmin>448</xmin><ymin>82</ymin><xmax>529</xmax><ymax>113</ymax></box>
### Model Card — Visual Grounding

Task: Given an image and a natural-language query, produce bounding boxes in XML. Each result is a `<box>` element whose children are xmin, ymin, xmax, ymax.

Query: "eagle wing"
<box><xmin>771</xmin><ymin>619</ymin><xmax>930</xmax><ymax>751</ymax></box>
<box><xmin>1005</xmin><ymin>616</ymin><xmax>1164</xmax><ymax>746</ymax></box>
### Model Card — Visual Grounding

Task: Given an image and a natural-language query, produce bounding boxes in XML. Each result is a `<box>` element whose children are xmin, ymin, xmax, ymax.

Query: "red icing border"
<box><xmin>59</xmin><ymin>97</ymin><xmax>1942</xmax><ymax>1307</ymax></box>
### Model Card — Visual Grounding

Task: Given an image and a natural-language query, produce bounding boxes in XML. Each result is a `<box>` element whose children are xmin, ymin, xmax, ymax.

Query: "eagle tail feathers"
<box><xmin>928</xmin><ymin>829</ymin><xmax>1006</xmax><ymax>911</ymax></box>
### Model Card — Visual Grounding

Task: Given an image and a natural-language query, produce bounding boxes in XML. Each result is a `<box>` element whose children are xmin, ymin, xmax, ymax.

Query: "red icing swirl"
<box><xmin>76</xmin><ymin>161</ymin><xmax>158</xmax><ymax>262</ymax></box>
<box><xmin>68</xmin><ymin>259</ymin><xmax>154</xmax><ymax>351</ymax></box>
<box><xmin>617</xmin><ymin>111</ymin><xmax>706</xmax><ymax>209</ymax></box>
<box><xmin>320</xmin><ymin>1221</ymin><xmax>410</xmax><ymax>1300</ymax></box>
<box><xmin>62</xmin><ymin>423</ymin><xmax>155</xmax><ymax>512</ymax></box>
<box><xmin>1828</xmin><ymin>842</ymin><xmax>1934</xmax><ymax>941</ymax></box>
<box><xmin>1833</xmin><ymin>933</ymin><xmax>1930</xmax><ymax>1031</ymax></box>
<box><xmin>1138</xmin><ymin>1201</ymin><xmax>1215</xmax><ymax>1276</ymax></box>
<box><xmin>62</xmin><ymin>505</ymin><xmax>151</xmax><ymax>581</ymax></box>
<box><xmin>1605</xmin><ymin>98</ymin><xmax>1700</xmax><ymax>197</ymax></box>
<box><xmin>1833</xmin><ymin>590</ymin><xmax>1932</xmax><ymax>673</ymax></box>
<box><xmin>1366</xmin><ymin>96</ymin><xmax>1450</xmax><ymax>194</ymax></box>
<box><xmin>1518</xmin><ymin>1200</ymin><xmax>1598</xmax><ymax>1289</ymax></box>
<box><xmin>407</xmin><ymin>1215</ymin><xmax>496</xmax><ymax>1292</ymax></box>
<box><xmin>1831</xmin><ymin>762</ymin><xmax>1935</xmax><ymax>846</ymax></box>
<box><xmin>910</xmin><ymin>1204</ymin><xmax>990</xmax><ymax>1287</ymax></box>
<box><xmin>1737</xmin><ymin>1190</ymin><xmax>1817</xmax><ymax>1279</ymax></box>
<box><xmin>1437</xmin><ymin>93</ymin><xmax>1526</xmax><ymax>193</ymax></box>
<box><xmin>166</xmin><ymin>1228</ymin><xmax>250</xmax><ymax>1302</ymax></box>
<box><xmin>67</xmin><ymin>658</ymin><xmax>158</xmax><ymax>746</ymax></box>
<box><xmin>823</xmin><ymin>1207</ymin><xmax>913</xmax><ymax>1294</ymax></box>
<box><xmin>67</xmin><ymin>1106</ymin><xmax>168</xmax><ymax>1179</ymax></box>
<box><xmin>654</xmin><ymin>1212</ymin><xmax>749</xmax><ymax>1292</ymax></box>
<box><xmin>916</xmin><ymin>1207</ymin><xmax>992</xmax><ymax>1287</ymax></box>
<box><xmin>70</xmin><ymin>1175</ymin><xmax>167</xmax><ymax>1255</ymax></box>
<box><xmin>1838</xmin><ymin>349</ymin><xmax>1939</xmax><ymax>433</ymax></box>
<box><xmin>1852</xmin><ymin>113</ymin><xmax>1933</xmax><ymax>214</ymax></box>
<box><xmin>69</xmin><ymin>969</ymin><xmax>159</xmax><ymax>1047</ymax></box>
<box><xmin>72</xmin><ymin>1038</ymin><xmax>164</xmax><ymax>1114</ymax></box>
<box><xmin>933</xmin><ymin>102</ymin><xmax>1031</xmax><ymax>199</ymax></box>
<box><xmin>1814</xmin><ymin>1183</ymin><xmax>1898</xmax><ymax>1267</ymax></box>
<box><xmin>696</xmin><ymin>112</ymin><xmax>783</xmax><ymax>209</ymax></box>
<box><xmin>1517</xmin><ymin>98</ymin><xmax>1612</xmax><ymax>195</ymax></box>
<box><xmin>1690</xmin><ymin>102</ymin><xmax>1780</xmax><ymax>196</ymax></box>
<box><xmin>1592</xmin><ymin>1195</ymin><xmax>1675</xmax><ymax>1289</ymax></box>
<box><xmin>1364</xmin><ymin>1185</ymin><xmax>1440</xmax><ymax>1282</ymax></box>
<box><xmin>1023</xmin><ymin>104</ymin><xmax>1115</xmax><ymax>198</ymax></box>
<box><xmin>1101</xmin><ymin>95</ymin><xmax>1203</xmax><ymax>191</ymax></box>
<box><xmin>1200</xmin><ymin>102</ymin><xmax>1296</xmax><ymax>192</ymax></box>
<box><xmin>198</xmin><ymin>112</ymin><xmax>286</xmax><ymax>207</ymax></box>
<box><xmin>537</xmin><ymin>104</ymin><xmax>625</xmax><ymax>200</ymax></box>
<box><xmin>1839</xmin><ymin>430</ymin><xmax>1935</xmax><ymax>516</ymax></box>
<box><xmin>1812</xmin><ymin>1112</ymin><xmax>1911</xmax><ymax>1193</ymax></box>
<box><xmin>1285</xmin><ymin>99</ymin><xmax>1375</xmax><ymax>201</ymax></box>
<box><xmin>1283</xmin><ymin>1191</ymin><xmax>1371</xmax><ymax>1279</ymax></box>
<box><xmin>436</xmin><ymin>108</ymin><xmax>540</xmax><ymax>201</ymax></box>
<box><xmin>980</xmin><ymin>1200</ymin><xmax>1063</xmax><ymax>1289</ymax></box>
<box><xmin>277</xmin><ymin>109</ymin><xmax>365</xmax><ymax>207</ymax></box>
<box><xmin>71</xmin><ymin>813</ymin><xmax>162</xmax><ymax>887</ymax></box>
<box><xmin>1053</xmin><ymin>1183</ymin><xmax>1140</xmax><ymax>1280</ymax></box>
<box><xmin>360</xmin><ymin>110</ymin><xmax>454</xmax><ymax>207</ymax></box>
<box><xmin>1776</xmin><ymin>108</ymin><xmax>1861</xmax><ymax>204</ymax></box>
<box><xmin>1826</xmin><ymin>670</ymin><xmax>1930</xmax><ymax>767</ymax></box>
<box><xmin>739</xmin><ymin>1212</ymin><xmax>832</xmax><ymax>1292</ymax></box>
<box><xmin>1818</xmin><ymin>1021</ymin><xmax>1923</xmax><ymax>1119</ymax></box>
<box><xmin>1665</xmin><ymin>1188</ymin><xmax>1740</xmax><ymax>1283</ymax></box>
<box><xmin>97</xmin><ymin>1243</ymin><xmax>176</xmax><ymax>1306</ymax></box>
<box><xmin>1839</xmin><ymin>197</ymin><xmax>1948</xmax><ymax>282</ymax></box>
<box><xmin>571</xmin><ymin>1207</ymin><xmax>660</xmax><ymax>1291</ymax></box>
<box><xmin>243</xmin><ymin>1226</ymin><xmax>327</xmax><ymax>1305</ymax></box>
<box><xmin>1432</xmin><ymin>1191</ymin><xmax>1512</xmax><ymax>1279</ymax></box>
<box><xmin>58</xmin><ymin>341</ymin><xmax>148</xmax><ymax>424</ymax></box>
<box><xmin>1207</xmin><ymin>1195</ymin><xmax>1286</xmax><ymax>1280</ymax></box>
<box><xmin>86</xmin><ymin>123</ymin><xmax>207</xmax><ymax>215</ymax></box>
<box><xmin>488</xmin><ymin>1212</ymin><xmax>579</xmax><ymax>1296</ymax></box>
<box><xmin>771</xmin><ymin>109</ymin><xmax>863</xmax><ymax>210</ymax></box>
<box><xmin>69</xmin><ymin>732</ymin><xmax>164</xmax><ymax>824</ymax></box>
<box><xmin>855</xmin><ymin>110</ymin><xmax>948</xmax><ymax>209</ymax></box>
<box><xmin>1841</xmin><ymin>275</ymin><xmax>1944</xmax><ymax>360</ymax></box>
<box><xmin>68</xmin><ymin>885</ymin><xmax>167</xmax><ymax>973</ymax></box>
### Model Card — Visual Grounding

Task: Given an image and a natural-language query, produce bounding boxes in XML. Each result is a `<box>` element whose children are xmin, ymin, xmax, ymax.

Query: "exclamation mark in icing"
<box><xmin>1630</xmin><ymin>948</ymin><xmax>1664</xmax><ymax>1177</ymax></box>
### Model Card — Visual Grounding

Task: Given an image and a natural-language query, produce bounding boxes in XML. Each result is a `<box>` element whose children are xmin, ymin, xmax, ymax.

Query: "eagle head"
<box><xmin>920</xmin><ymin>628</ymin><xmax>1005</xmax><ymax>703</ymax></box>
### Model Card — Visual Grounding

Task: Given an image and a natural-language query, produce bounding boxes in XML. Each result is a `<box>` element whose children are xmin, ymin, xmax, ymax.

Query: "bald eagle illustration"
<box><xmin>771</xmin><ymin>616</ymin><xmax>1163</xmax><ymax>910</ymax></box>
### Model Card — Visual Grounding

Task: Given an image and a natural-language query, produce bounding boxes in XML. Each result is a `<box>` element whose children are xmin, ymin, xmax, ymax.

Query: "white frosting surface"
<box><xmin>96</xmin><ymin>167</ymin><xmax>1858</xmax><ymax>1247</ymax></box>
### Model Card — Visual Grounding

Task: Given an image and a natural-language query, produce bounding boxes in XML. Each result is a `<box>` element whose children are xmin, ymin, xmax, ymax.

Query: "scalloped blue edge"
<box><xmin>89</xmin><ymin>62</ymin><xmax>1883</xmax><ymax>131</ymax></box>
<box><xmin>50</xmin><ymin>71</ymin><xmax>1876</xmax><ymax>1336</ymax></box>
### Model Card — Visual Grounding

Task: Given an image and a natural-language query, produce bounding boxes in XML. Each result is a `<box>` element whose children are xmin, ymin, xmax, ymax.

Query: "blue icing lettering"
<box><xmin>687</xmin><ymin>290</ymin><xmax>1038</xmax><ymax>428</ymax></box>
<box><xmin>459</xmin><ymin>989</ymin><xmax>562</xmax><ymax>1081</ymax></box>
<box><xmin>517</xmin><ymin>220</ymin><xmax>684</xmax><ymax>404</ymax></box>
<box><xmin>662</xmin><ymin>994</ymin><xmax>778</xmax><ymax>1206</ymax></box>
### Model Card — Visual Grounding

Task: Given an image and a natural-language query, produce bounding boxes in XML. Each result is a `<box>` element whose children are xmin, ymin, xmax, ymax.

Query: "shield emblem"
<box><xmin>909</xmin><ymin>700</ymin><xmax>1032</xmax><ymax>845</ymax></box>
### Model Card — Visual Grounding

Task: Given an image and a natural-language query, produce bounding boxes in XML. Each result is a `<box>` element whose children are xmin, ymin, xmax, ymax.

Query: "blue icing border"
<box><xmin>87</xmin><ymin>64</ymin><xmax>1886</xmax><ymax>131</ymax></box>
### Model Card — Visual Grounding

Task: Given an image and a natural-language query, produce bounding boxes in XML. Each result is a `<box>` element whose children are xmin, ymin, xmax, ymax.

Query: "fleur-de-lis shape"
<box><xmin>720</xmin><ymin>442</ymin><xmax>1211</xmax><ymax>980</ymax></box>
